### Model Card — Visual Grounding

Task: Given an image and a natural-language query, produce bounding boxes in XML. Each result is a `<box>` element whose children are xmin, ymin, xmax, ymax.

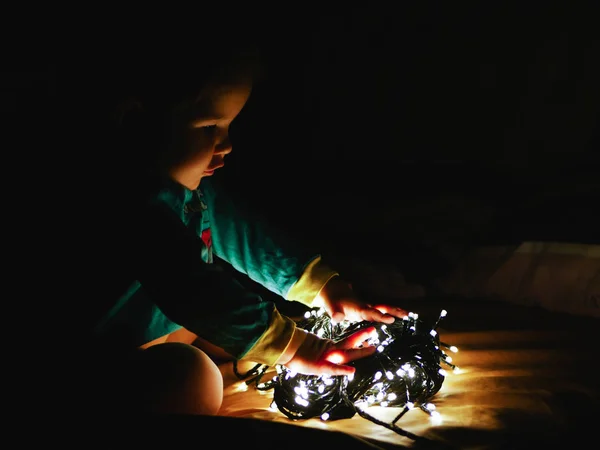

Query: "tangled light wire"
<box><xmin>233</xmin><ymin>307</ymin><xmax>460</xmax><ymax>442</ymax></box>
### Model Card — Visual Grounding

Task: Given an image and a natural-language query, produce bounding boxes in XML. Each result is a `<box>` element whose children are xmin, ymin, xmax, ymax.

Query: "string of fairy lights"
<box><xmin>233</xmin><ymin>307</ymin><xmax>460</xmax><ymax>441</ymax></box>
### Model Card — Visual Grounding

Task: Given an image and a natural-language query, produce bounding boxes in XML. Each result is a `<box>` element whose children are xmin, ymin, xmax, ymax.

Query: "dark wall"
<box><xmin>218</xmin><ymin>5</ymin><xmax>599</xmax><ymax>272</ymax></box>
<box><xmin>33</xmin><ymin>6</ymin><xmax>597</xmax><ymax>288</ymax></box>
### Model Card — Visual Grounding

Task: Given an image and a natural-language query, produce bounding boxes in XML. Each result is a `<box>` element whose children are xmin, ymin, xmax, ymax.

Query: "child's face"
<box><xmin>166</xmin><ymin>81</ymin><xmax>252</xmax><ymax>190</ymax></box>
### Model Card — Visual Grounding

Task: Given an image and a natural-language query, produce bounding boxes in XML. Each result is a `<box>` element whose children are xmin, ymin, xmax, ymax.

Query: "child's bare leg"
<box><xmin>137</xmin><ymin>342</ymin><xmax>223</xmax><ymax>415</ymax></box>
<box><xmin>162</xmin><ymin>327</ymin><xmax>235</xmax><ymax>364</ymax></box>
<box><xmin>192</xmin><ymin>336</ymin><xmax>235</xmax><ymax>364</ymax></box>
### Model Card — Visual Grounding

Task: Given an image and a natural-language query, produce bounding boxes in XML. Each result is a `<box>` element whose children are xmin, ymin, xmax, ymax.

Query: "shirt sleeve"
<box><xmin>124</xmin><ymin>196</ymin><xmax>295</xmax><ymax>364</ymax></box>
<box><xmin>201</xmin><ymin>179</ymin><xmax>339</xmax><ymax>307</ymax></box>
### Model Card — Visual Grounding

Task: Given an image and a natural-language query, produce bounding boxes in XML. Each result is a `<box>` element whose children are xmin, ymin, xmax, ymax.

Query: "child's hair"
<box><xmin>101</xmin><ymin>27</ymin><xmax>263</xmax><ymax>183</ymax></box>
<box><xmin>100</xmin><ymin>15</ymin><xmax>264</xmax><ymax>111</ymax></box>
<box><xmin>111</xmin><ymin>40</ymin><xmax>263</xmax><ymax>118</ymax></box>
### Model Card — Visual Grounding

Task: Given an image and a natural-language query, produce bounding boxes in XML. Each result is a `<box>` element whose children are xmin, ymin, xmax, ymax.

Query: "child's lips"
<box><xmin>205</xmin><ymin>164</ymin><xmax>224</xmax><ymax>174</ymax></box>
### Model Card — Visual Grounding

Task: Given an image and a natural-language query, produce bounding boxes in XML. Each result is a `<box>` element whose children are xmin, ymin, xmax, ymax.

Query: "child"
<box><xmin>87</xmin><ymin>33</ymin><xmax>408</xmax><ymax>417</ymax></box>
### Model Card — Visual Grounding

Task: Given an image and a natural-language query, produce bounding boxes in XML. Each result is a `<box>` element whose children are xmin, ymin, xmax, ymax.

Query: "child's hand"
<box><xmin>283</xmin><ymin>326</ymin><xmax>378</xmax><ymax>376</ymax></box>
<box><xmin>317</xmin><ymin>276</ymin><xmax>408</xmax><ymax>325</ymax></box>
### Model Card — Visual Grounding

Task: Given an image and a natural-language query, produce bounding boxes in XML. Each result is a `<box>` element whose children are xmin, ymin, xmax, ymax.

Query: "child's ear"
<box><xmin>112</xmin><ymin>97</ymin><xmax>145</xmax><ymax>126</ymax></box>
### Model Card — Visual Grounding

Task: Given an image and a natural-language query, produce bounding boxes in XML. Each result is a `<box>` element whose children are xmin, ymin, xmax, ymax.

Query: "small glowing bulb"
<box><xmin>327</xmin><ymin>353</ymin><xmax>344</xmax><ymax>364</ymax></box>
<box><xmin>295</xmin><ymin>396</ymin><xmax>309</xmax><ymax>406</ymax></box>
<box><xmin>321</xmin><ymin>413</ymin><xmax>330</xmax><ymax>421</ymax></box>
<box><xmin>396</xmin><ymin>368</ymin><xmax>406</xmax><ymax>376</ymax></box>
<box><xmin>453</xmin><ymin>367</ymin><xmax>462</xmax><ymax>374</ymax></box>
<box><xmin>445</xmin><ymin>356</ymin><xmax>453</xmax><ymax>363</ymax></box>
<box><xmin>386</xmin><ymin>371</ymin><xmax>394</xmax><ymax>380</ymax></box>
<box><xmin>431</xmin><ymin>411</ymin><xmax>442</xmax><ymax>425</ymax></box>
<box><xmin>374</xmin><ymin>371</ymin><xmax>382</xmax><ymax>380</ymax></box>
<box><xmin>387</xmin><ymin>393</ymin><xmax>397</xmax><ymax>401</ymax></box>
<box><xmin>269</xmin><ymin>401</ymin><xmax>277</xmax><ymax>411</ymax></box>
<box><xmin>377</xmin><ymin>392</ymin><xmax>384</xmax><ymax>401</ymax></box>
<box><xmin>299</xmin><ymin>387</ymin><xmax>309</xmax><ymax>399</ymax></box>
<box><xmin>450</xmin><ymin>346</ymin><xmax>458</xmax><ymax>353</ymax></box>
<box><xmin>430</xmin><ymin>329</ymin><xmax>437</xmax><ymax>337</ymax></box>
<box><xmin>318</xmin><ymin>385</ymin><xmax>325</xmax><ymax>393</ymax></box>
<box><xmin>406</xmin><ymin>402</ymin><xmax>414</xmax><ymax>409</ymax></box>
<box><xmin>439</xmin><ymin>368</ymin><xmax>447</xmax><ymax>376</ymax></box>
<box><xmin>377</xmin><ymin>345</ymin><xmax>385</xmax><ymax>352</ymax></box>
<box><xmin>347</xmin><ymin>373</ymin><xmax>354</xmax><ymax>382</ymax></box>
<box><xmin>425</xmin><ymin>403</ymin><xmax>436</xmax><ymax>411</ymax></box>
<box><xmin>304</xmin><ymin>311</ymin><xmax>311</xmax><ymax>319</ymax></box>
<box><xmin>381</xmin><ymin>401</ymin><xmax>389</xmax><ymax>407</ymax></box>
<box><xmin>441</xmin><ymin>309</ymin><xmax>447</xmax><ymax>317</ymax></box>
<box><xmin>381</xmin><ymin>324</ymin><xmax>387</xmax><ymax>331</ymax></box>
<box><xmin>324</xmin><ymin>378</ymin><xmax>334</xmax><ymax>386</ymax></box>
<box><xmin>367</xmin><ymin>395</ymin><xmax>376</xmax><ymax>403</ymax></box>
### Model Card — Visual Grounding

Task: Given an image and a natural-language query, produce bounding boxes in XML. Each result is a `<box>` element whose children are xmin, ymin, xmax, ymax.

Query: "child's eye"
<box><xmin>204</xmin><ymin>125</ymin><xmax>217</xmax><ymax>133</ymax></box>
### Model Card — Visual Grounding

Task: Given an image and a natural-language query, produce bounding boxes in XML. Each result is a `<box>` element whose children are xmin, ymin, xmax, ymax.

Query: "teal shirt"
<box><xmin>94</xmin><ymin>176</ymin><xmax>318</xmax><ymax>359</ymax></box>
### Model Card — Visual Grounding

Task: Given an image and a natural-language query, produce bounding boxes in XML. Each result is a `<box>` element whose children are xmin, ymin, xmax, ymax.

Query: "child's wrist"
<box><xmin>276</xmin><ymin>327</ymin><xmax>308</xmax><ymax>365</ymax></box>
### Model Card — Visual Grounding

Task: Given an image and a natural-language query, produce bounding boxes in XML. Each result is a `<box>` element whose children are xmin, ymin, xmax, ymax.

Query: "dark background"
<box><xmin>218</xmin><ymin>5</ymin><xmax>600</xmax><ymax>286</ymax></box>
<box><xmin>4</xmin><ymin>7</ymin><xmax>598</xmax><ymax>438</ymax></box>
<box><xmin>5</xmin><ymin>4</ymin><xmax>598</xmax><ymax>291</ymax></box>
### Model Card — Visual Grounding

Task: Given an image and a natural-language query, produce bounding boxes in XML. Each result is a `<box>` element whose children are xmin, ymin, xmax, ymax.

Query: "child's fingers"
<box><xmin>372</xmin><ymin>304</ymin><xmax>408</xmax><ymax>319</ymax></box>
<box><xmin>337</xmin><ymin>326</ymin><xmax>378</xmax><ymax>349</ymax></box>
<box><xmin>340</xmin><ymin>346</ymin><xmax>377</xmax><ymax>363</ymax></box>
<box><xmin>361</xmin><ymin>307</ymin><xmax>396</xmax><ymax>324</ymax></box>
<box><xmin>318</xmin><ymin>352</ymin><xmax>356</xmax><ymax>375</ymax></box>
<box><xmin>318</xmin><ymin>361</ymin><xmax>356</xmax><ymax>376</ymax></box>
<box><xmin>325</xmin><ymin>346</ymin><xmax>376</xmax><ymax>366</ymax></box>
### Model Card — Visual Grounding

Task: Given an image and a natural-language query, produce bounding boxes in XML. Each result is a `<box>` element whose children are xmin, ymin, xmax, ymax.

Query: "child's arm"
<box><xmin>202</xmin><ymin>179</ymin><xmax>338</xmax><ymax>308</ymax></box>
<box><xmin>125</xmin><ymin>196</ymin><xmax>304</xmax><ymax>366</ymax></box>
<box><xmin>199</xmin><ymin>180</ymin><xmax>408</xmax><ymax>365</ymax></box>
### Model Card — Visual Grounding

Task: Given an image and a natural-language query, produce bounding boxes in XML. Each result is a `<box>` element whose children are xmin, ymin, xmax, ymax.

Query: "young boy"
<box><xmin>87</xmin><ymin>35</ymin><xmax>407</xmax><ymax>417</ymax></box>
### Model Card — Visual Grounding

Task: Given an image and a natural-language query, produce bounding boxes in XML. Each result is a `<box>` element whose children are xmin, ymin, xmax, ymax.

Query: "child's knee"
<box><xmin>141</xmin><ymin>342</ymin><xmax>223</xmax><ymax>415</ymax></box>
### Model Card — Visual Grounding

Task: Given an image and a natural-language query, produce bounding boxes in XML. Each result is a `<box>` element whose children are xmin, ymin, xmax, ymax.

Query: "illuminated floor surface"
<box><xmin>216</xmin><ymin>299</ymin><xmax>598</xmax><ymax>449</ymax></box>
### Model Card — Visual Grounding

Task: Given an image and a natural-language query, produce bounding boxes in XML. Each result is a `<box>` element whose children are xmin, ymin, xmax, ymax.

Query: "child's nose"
<box><xmin>215</xmin><ymin>135</ymin><xmax>232</xmax><ymax>155</ymax></box>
